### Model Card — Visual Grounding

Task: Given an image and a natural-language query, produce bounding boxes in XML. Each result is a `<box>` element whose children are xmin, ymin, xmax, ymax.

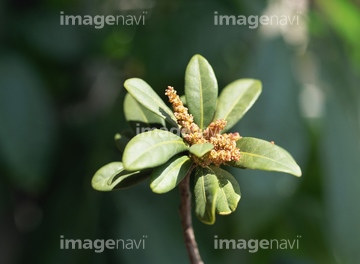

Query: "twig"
<box><xmin>179</xmin><ymin>165</ymin><xmax>204</xmax><ymax>264</ymax></box>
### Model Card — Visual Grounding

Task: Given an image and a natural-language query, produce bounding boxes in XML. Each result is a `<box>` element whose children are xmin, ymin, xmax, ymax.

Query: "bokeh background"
<box><xmin>1</xmin><ymin>0</ymin><xmax>360</xmax><ymax>263</ymax></box>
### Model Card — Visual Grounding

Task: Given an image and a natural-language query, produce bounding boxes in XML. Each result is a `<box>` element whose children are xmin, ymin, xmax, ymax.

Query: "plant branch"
<box><xmin>179</xmin><ymin>165</ymin><xmax>204</xmax><ymax>264</ymax></box>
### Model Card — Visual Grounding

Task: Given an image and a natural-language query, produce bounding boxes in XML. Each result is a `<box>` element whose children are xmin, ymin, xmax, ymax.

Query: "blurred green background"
<box><xmin>1</xmin><ymin>0</ymin><xmax>360</xmax><ymax>263</ymax></box>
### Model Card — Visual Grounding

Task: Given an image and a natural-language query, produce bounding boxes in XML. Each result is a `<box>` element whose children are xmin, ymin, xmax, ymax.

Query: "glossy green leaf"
<box><xmin>124</xmin><ymin>78</ymin><xmax>177</xmax><ymax>126</ymax></box>
<box><xmin>185</xmin><ymin>54</ymin><xmax>218</xmax><ymax>129</ymax></box>
<box><xmin>124</xmin><ymin>93</ymin><xmax>165</xmax><ymax>128</ymax></box>
<box><xmin>214</xmin><ymin>79</ymin><xmax>262</xmax><ymax>132</ymax></box>
<box><xmin>123</xmin><ymin>129</ymin><xmax>188</xmax><ymax>171</ymax></box>
<box><xmin>230</xmin><ymin>137</ymin><xmax>302</xmax><ymax>176</ymax></box>
<box><xmin>91</xmin><ymin>162</ymin><xmax>150</xmax><ymax>191</ymax></box>
<box><xmin>189</xmin><ymin>143</ymin><xmax>214</xmax><ymax>158</ymax></box>
<box><xmin>194</xmin><ymin>167</ymin><xmax>219</xmax><ymax>225</ymax></box>
<box><xmin>150</xmin><ymin>156</ymin><xmax>192</xmax><ymax>194</ymax></box>
<box><xmin>210</xmin><ymin>166</ymin><xmax>241</xmax><ymax>215</ymax></box>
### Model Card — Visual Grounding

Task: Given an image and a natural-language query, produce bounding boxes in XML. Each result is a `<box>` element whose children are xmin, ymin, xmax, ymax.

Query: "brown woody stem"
<box><xmin>179</xmin><ymin>165</ymin><xmax>204</xmax><ymax>264</ymax></box>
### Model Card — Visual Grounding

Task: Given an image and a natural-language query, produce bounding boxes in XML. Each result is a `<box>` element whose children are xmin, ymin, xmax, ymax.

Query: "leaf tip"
<box><xmin>292</xmin><ymin>164</ymin><xmax>302</xmax><ymax>177</ymax></box>
<box><xmin>191</xmin><ymin>54</ymin><xmax>205</xmax><ymax>61</ymax></box>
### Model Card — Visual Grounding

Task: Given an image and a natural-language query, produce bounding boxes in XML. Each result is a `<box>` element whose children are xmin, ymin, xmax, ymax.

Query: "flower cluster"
<box><xmin>165</xmin><ymin>86</ymin><xmax>241</xmax><ymax>167</ymax></box>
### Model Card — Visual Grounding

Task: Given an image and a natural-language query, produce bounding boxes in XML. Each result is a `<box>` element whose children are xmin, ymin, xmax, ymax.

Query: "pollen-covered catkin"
<box><xmin>166</xmin><ymin>86</ymin><xmax>241</xmax><ymax>167</ymax></box>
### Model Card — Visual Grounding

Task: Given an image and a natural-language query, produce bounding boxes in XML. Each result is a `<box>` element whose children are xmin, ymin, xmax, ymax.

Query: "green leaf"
<box><xmin>210</xmin><ymin>166</ymin><xmax>241</xmax><ymax>215</ymax></box>
<box><xmin>150</xmin><ymin>156</ymin><xmax>192</xmax><ymax>194</ymax></box>
<box><xmin>230</xmin><ymin>137</ymin><xmax>302</xmax><ymax>177</ymax></box>
<box><xmin>185</xmin><ymin>54</ymin><xmax>218</xmax><ymax>129</ymax></box>
<box><xmin>91</xmin><ymin>162</ymin><xmax>150</xmax><ymax>191</ymax></box>
<box><xmin>189</xmin><ymin>143</ymin><xmax>214</xmax><ymax>158</ymax></box>
<box><xmin>194</xmin><ymin>167</ymin><xmax>219</xmax><ymax>225</ymax></box>
<box><xmin>124</xmin><ymin>93</ymin><xmax>166</xmax><ymax>129</ymax></box>
<box><xmin>123</xmin><ymin>129</ymin><xmax>189</xmax><ymax>171</ymax></box>
<box><xmin>124</xmin><ymin>78</ymin><xmax>177</xmax><ymax>126</ymax></box>
<box><xmin>214</xmin><ymin>79</ymin><xmax>262</xmax><ymax>132</ymax></box>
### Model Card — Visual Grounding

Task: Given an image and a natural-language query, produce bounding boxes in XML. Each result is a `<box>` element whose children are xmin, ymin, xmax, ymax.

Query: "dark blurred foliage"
<box><xmin>0</xmin><ymin>0</ymin><xmax>360</xmax><ymax>263</ymax></box>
